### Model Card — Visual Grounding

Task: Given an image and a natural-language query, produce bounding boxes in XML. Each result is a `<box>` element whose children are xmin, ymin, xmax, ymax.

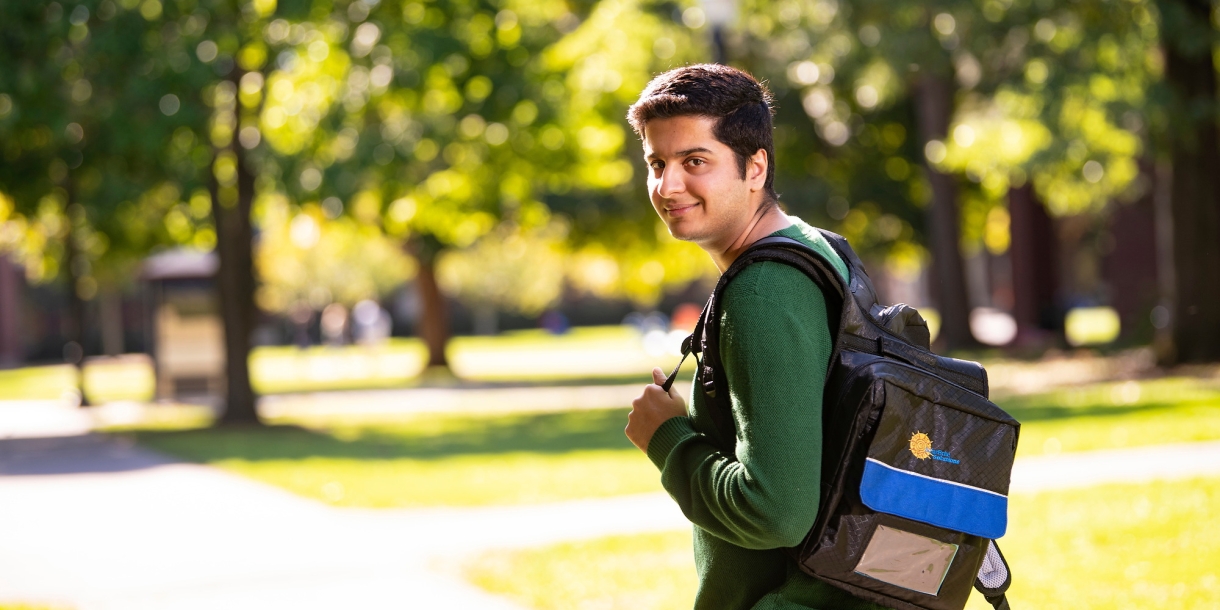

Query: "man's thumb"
<box><xmin>652</xmin><ymin>367</ymin><xmax>667</xmax><ymax>386</ymax></box>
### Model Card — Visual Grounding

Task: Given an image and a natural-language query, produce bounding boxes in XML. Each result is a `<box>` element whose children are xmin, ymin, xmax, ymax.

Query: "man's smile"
<box><xmin>664</xmin><ymin>202</ymin><xmax>700</xmax><ymax>216</ymax></box>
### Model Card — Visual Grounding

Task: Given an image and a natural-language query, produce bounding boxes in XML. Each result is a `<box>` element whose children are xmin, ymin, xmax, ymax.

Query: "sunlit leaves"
<box><xmin>256</xmin><ymin>194</ymin><xmax>414</xmax><ymax>314</ymax></box>
<box><xmin>261</xmin><ymin>27</ymin><xmax>350</xmax><ymax>155</ymax></box>
<box><xmin>566</xmin><ymin>227</ymin><xmax>714</xmax><ymax>307</ymax></box>
<box><xmin>748</xmin><ymin>0</ymin><xmax>1166</xmax><ymax>261</ymax></box>
<box><xmin>438</xmin><ymin>221</ymin><xmax>567</xmax><ymax>314</ymax></box>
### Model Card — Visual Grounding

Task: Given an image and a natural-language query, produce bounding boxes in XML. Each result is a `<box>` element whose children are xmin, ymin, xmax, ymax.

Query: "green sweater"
<box><xmin>646</xmin><ymin>218</ymin><xmax>886</xmax><ymax>610</ymax></box>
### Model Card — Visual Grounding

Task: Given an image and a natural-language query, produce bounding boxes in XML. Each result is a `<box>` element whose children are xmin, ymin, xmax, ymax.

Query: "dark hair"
<box><xmin>627</xmin><ymin>64</ymin><xmax>777</xmax><ymax>202</ymax></box>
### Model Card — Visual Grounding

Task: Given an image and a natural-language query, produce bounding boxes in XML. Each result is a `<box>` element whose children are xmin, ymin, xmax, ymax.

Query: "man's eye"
<box><xmin>687</xmin><ymin>158</ymin><xmax>705</xmax><ymax>166</ymax></box>
<box><xmin>650</xmin><ymin>161</ymin><xmax>664</xmax><ymax>170</ymax></box>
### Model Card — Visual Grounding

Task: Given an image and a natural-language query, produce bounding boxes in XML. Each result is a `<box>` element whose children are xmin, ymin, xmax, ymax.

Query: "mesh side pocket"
<box><xmin>978</xmin><ymin>546</ymin><xmax>1006</xmax><ymax>588</ymax></box>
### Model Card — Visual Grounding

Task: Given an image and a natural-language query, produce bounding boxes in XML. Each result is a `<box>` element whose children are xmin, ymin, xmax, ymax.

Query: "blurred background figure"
<box><xmin>320</xmin><ymin>302</ymin><xmax>349</xmax><ymax>346</ymax></box>
<box><xmin>351</xmin><ymin>299</ymin><xmax>391</xmax><ymax>345</ymax></box>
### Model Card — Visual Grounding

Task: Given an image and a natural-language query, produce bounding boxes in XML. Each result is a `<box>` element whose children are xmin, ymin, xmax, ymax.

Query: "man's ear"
<box><xmin>747</xmin><ymin>149</ymin><xmax>768</xmax><ymax>192</ymax></box>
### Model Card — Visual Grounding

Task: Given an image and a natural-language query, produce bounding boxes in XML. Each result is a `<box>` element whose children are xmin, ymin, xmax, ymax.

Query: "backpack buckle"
<box><xmin>701</xmin><ymin>366</ymin><xmax>717</xmax><ymax>398</ymax></box>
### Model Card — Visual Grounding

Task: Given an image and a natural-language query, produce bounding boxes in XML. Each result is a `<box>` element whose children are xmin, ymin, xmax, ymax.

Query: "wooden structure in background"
<box><xmin>141</xmin><ymin>250</ymin><xmax>224</xmax><ymax>402</ymax></box>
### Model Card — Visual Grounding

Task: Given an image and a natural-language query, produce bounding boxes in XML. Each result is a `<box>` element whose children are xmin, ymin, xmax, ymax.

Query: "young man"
<box><xmin>624</xmin><ymin>64</ymin><xmax>885</xmax><ymax>610</ymax></box>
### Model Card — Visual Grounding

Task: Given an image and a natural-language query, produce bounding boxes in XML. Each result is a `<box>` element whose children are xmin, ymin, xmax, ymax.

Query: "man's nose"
<box><xmin>655</xmin><ymin>166</ymin><xmax>684</xmax><ymax>199</ymax></box>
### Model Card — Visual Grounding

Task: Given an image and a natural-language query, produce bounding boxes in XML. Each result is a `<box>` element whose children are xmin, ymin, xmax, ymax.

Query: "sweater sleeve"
<box><xmin>649</xmin><ymin>262</ymin><xmax>834</xmax><ymax>550</ymax></box>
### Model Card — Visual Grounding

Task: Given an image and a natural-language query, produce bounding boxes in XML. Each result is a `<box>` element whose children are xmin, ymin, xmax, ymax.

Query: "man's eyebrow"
<box><xmin>647</xmin><ymin>146</ymin><xmax>714</xmax><ymax>159</ymax></box>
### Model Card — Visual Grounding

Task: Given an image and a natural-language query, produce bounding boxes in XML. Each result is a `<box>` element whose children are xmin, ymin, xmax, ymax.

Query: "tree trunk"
<box><xmin>0</xmin><ymin>254</ymin><xmax>22</xmax><ymax>368</ymax></box>
<box><xmin>211</xmin><ymin>139</ymin><xmax>260</xmax><ymax>425</ymax></box>
<box><xmin>913</xmin><ymin>73</ymin><xmax>979</xmax><ymax>351</ymax></box>
<box><xmin>99</xmin><ymin>285</ymin><xmax>124</xmax><ymax>356</ymax></box>
<box><xmin>1162</xmin><ymin>0</ymin><xmax>1220</xmax><ymax>363</ymax></box>
<box><xmin>63</xmin><ymin>199</ymin><xmax>90</xmax><ymax>406</ymax></box>
<box><xmin>410</xmin><ymin>239</ymin><xmax>450</xmax><ymax>369</ymax></box>
<box><xmin>1007</xmin><ymin>183</ymin><xmax>1059</xmax><ymax>344</ymax></box>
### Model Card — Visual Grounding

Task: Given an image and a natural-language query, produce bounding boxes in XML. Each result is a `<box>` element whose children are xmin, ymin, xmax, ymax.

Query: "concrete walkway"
<box><xmin>0</xmin><ymin>429</ymin><xmax>691</xmax><ymax>610</ymax></box>
<box><xmin>2</xmin><ymin>398</ymin><xmax>1220</xmax><ymax>609</ymax></box>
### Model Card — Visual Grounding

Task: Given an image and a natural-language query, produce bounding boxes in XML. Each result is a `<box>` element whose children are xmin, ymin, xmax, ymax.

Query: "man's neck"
<box><xmin>711</xmin><ymin>204</ymin><xmax>792</xmax><ymax>272</ymax></box>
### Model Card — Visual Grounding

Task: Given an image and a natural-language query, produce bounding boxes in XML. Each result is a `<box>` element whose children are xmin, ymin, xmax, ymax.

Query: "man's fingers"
<box><xmin>652</xmin><ymin>367</ymin><xmax>667</xmax><ymax>386</ymax></box>
<box><xmin>644</xmin><ymin>384</ymin><xmax>671</xmax><ymax>402</ymax></box>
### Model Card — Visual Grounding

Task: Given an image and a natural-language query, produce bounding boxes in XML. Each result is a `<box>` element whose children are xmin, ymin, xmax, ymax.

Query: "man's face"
<box><xmin>642</xmin><ymin>115</ymin><xmax>763</xmax><ymax>251</ymax></box>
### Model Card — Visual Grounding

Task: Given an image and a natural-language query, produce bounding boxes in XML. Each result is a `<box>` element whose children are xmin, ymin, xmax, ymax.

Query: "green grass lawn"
<box><xmin>0</xmin><ymin>326</ymin><xmax>680</xmax><ymax>401</ymax></box>
<box><xmin>121</xmin><ymin>375</ymin><xmax>1220</xmax><ymax>509</ymax></box>
<box><xmin>132</xmin><ymin>408</ymin><xmax>661</xmax><ymax>507</ymax></box>
<box><xmin>466</xmin><ymin>531</ymin><xmax>698</xmax><ymax>610</ymax></box>
<box><xmin>996</xmin><ymin>377</ymin><xmax>1220</xmax><ymax>457</ymax></box>
<box><xmin>465</xmin><ymin>476</ymin><xmax>1220</xmax><ymax>610</ymax></box>
<box><xmin>0</xmin><ymin>358</ymin><xmax>156</xmax><ymax>403</ymax></box>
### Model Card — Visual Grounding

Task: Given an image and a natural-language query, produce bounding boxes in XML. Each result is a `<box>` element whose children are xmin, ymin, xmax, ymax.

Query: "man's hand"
<box><xmin>626</xmin><ymin>367</ymin><xmax>688</xmax><ymax>453</ymax></box>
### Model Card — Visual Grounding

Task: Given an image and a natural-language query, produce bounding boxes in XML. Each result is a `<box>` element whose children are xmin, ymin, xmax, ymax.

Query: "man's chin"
<box><xmin>664</xmin><ymin>224</ymin><xmax>697</xmax><ymax>242</ymax></box>
<box><xmin>665</xmin><ymin>226</ymin><xmax>709</xmax><ymax>245</ymax></box>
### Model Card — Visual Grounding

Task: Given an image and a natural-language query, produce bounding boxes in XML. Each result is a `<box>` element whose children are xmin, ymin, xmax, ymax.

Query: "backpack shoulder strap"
<box><xmin>814</xmin><ymin>228</ymin><xmax>881</xmax><ymax>317</ymax></box>
<box><xmin>661</xmin><ymin>236</ymin><xmax>851</xmax><ymax>449</ymax></box>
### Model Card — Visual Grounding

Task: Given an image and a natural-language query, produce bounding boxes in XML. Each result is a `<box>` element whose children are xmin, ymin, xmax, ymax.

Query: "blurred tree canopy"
<box><xmin>2</xmin><ymin>0</ymin><xmax>1219</xmax><ymax>427</ymax></box>
<box><xmin>712</xmin><ymin>0</ymin><xmax>1216</xmax><ymax>359</ymax></box>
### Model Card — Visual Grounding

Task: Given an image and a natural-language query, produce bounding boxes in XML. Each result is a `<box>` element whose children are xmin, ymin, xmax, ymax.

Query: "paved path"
<box><xmin>1009</xmin><ymin>440</ymin><xmax>1220</xmax><ymax>492</ymax></box>
<box><xmin>3</xmin><ymin>398</ymin><xmax>1220</xmax><ymax>609</ymax></box>
<box><xmin>0</xmin><ymin>433</ymin><xmax>690</xmax><ymax>610</ymax></box>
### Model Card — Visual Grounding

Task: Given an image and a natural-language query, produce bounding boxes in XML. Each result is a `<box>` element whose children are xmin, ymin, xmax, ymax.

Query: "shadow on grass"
<box><xmin>135</xmin><ymin>408</ymin><xmax>636</xmax><ymax>465</ymax></box>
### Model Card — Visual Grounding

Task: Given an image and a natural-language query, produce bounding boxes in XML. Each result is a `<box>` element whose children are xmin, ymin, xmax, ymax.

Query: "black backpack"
<box><xmin>662</xmin><ymin>230</ymin><xmax>1018</xmax><ymax>610</ymax></box>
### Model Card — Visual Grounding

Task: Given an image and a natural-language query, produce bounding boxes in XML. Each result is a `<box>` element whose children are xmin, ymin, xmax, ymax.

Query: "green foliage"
<box><xmin>735</xmin><ymin>0</ymin><xmax>1163</xmax><ymax>269</ymax></box>
<box><xmin>254</xmin><ymin>193</ymin><xmax>414</xmax><ymax>314</ymax></box>
<box><xmin>541</xmin><ymin>0</ymin><xmax>716</xmax><ymax>304</ymax></box>
<box><xmin>0</xmin><ymin>0</ymin><xmax>1202</xmax><ymax>318</ymax></box>
<box><xmin>301</xmin><ymin>0</ymin><xmax>717</xmax><ymax>306</ymax></box>
<box><xmin>720</xmin><ymin>2</ymin><xmax>936</xmax><ymax>272</ymax></box>
<box><xmin>437</xmin><ymin>220</ymin><xmax>567</xmax><ymax>314</ymax></box>
<box><xmin>0</xmin><ymin>0</ymin><xmax>216</xmax><ymax>289</ymax></box>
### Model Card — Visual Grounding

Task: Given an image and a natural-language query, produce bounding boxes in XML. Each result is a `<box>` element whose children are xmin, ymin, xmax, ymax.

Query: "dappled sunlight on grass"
<box><xmin>249</xmin><ymin>339</ymin><xmax>429</xmax><ymax>394</ymax></box>
<box><xmin>465</xmin><ymin>530</ymin><xmax>697</xmax><ymax>610</ymax></box>
<box><xmin>448</xmin><ymin>326</ymin><xmax>680</xmax><ymax>382</ymax></box>
<box><xmin>465</xmin><ymin>477</ymin><xmax>1220</xmax><ymax>610</ymax></box>
<box><xmin>121</xmin><ymin>373</ymin><xmax>1220</xmax><ymax>508</ymax></box>
<box><xmin>0</xmin><ymin>357</ymin><xmax>155</xmax><ymax>403</ymax></box>
<box><xmin>134</xmin><ymin>408</ymin><xmax>661</xmax><ymax>507</ymax></box>
<box><xmin>965</xmin><ymin>477</ymin><xmax>1220</xmax><ymax>609</ymax></box>
<box><xmin>0</xmin><ymin>365</ymin><xmax>78</xmax><ymax>401</ymax></box>
<box><xmin>0</xmin><ymin>326</ymin><xmax>678</xmax><ymax>400</ymax></box>
<box><xmin>995</xmin><ymin>377</ymin><xmax>1220</xmax><ymax>457</ymax></box>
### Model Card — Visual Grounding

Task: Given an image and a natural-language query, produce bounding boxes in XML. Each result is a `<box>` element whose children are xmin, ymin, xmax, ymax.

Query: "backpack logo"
<box><xmin>909</xmin><ymin>432</ymin><xmax>961</xmax><ymax>464</ymax></box>
<box><xmin>909</xmin><ymin>432</ymin><xmax>932</xmax><ymax>459</ymax></box>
